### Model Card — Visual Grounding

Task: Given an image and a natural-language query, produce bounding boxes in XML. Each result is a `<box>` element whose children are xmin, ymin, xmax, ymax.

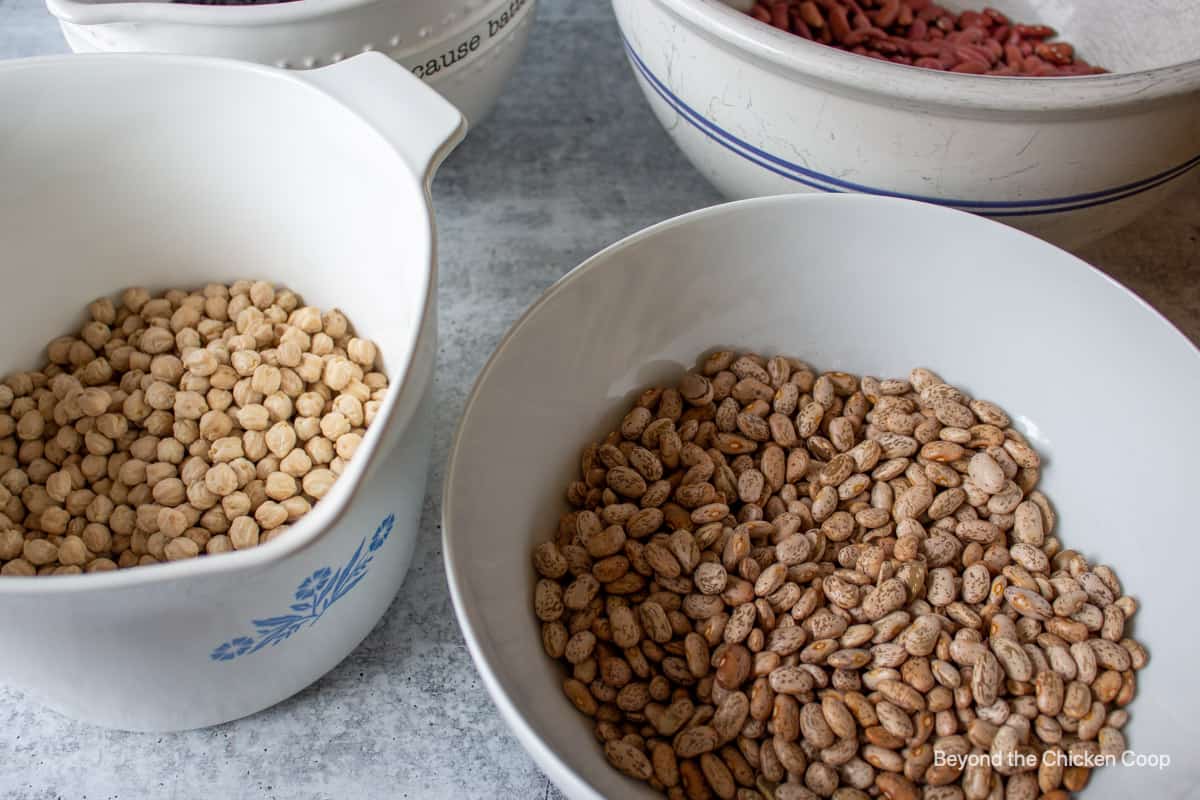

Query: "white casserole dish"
<box><xmin>43</xmin><ymin>0</ymin><xmax>537</xmax><ymax>125</ymax></box>
<box><xmin>0</xmin><ymin>51</ymin><xmax>464</xmax><ymax>731</ymax></box>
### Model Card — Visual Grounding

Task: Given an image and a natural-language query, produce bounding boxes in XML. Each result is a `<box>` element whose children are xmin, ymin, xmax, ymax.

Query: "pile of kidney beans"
<box><xmin>747</xmin><ymin>0</ymin><xmax>1106</xmax><ymax>76</ymax></box>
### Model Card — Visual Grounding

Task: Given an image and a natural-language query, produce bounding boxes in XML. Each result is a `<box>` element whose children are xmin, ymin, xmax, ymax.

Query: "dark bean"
<box><xmin>744</xmin><ymin>0</ymin><xmax>1103</xmax><ymax>75</ymax></box>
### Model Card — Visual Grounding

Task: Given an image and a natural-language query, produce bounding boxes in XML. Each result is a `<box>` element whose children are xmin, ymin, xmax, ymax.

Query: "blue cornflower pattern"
<box><xmin>209</xmin><ymin>514</ymin><xmax>395</xmax><ymax>662</ymax></box>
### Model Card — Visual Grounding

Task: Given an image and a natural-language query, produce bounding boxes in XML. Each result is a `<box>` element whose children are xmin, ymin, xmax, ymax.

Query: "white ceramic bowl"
<box><xmin>444</xmin><ymin>194</ymin><xmax>1200</xmax><ymax>798</ymax></box>
<box><xmin>0</xmin><ymin>51</ymin><xmax>464</xmax><ymax>731</ymax></box>
<box><xmin>43</xmin><ymin>0</ymin><xmax>537</xmax><ymax>125</ymax></box>
<box><xmin>612</xmin><ymin>0</ymin><xmax>1200</xmax><ymax>250</ymax></box>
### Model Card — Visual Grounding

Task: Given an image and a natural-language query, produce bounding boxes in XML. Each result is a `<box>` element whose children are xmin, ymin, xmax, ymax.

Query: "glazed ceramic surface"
<box><xmin>445</xmin><ymin>194</ymin><xmax>1200</xmax><ymax>798</ymax></box>
<box><xmin>0</xmin><ymin>51</ymin><xmax>464</xmax><ymax>731</ymax></box>
<box><xmin>43</xmin><ymin>0</ymin><xmax>536</xmax><ymax>124</ymax></box>
<box><xmin>612</xmin><ymin>0</ymin><xmax>1200</xmax><ymax>249</ymax></box>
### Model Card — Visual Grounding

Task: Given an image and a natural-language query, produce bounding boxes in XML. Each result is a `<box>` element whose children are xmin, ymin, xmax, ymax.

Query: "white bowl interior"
<box><xmin>718</xmin><ymin>0</ymin><xmax>1199</xmax><ymax>73</ymax></box>
<box><xmin>0</xmin><ymin>57</ymin><xmax>427</xmax><ymax>373</ymax></box>
<box><xmin>446</xmin><ymin>194</ymin><xmax>1200</xmax><ymax>798</ymax></box>
<box><xmin>0</xmin><ymin>55</ymin><xmax>431</xmax><ymax>569</ymax></box>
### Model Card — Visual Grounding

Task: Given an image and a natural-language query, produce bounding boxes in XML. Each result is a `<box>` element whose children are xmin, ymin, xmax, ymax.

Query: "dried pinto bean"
<box><xmin>533</xmin><ymin>351</ymin><xmax>1144</xmax><ymax>799</ymax></box>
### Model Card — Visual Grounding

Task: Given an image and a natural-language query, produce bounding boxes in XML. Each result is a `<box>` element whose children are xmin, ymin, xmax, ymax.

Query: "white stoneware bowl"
<box><xmin>612</xmin><ymin>0</ymin><xmax>1200</xmax><ymax>250</ymax></box>
<box><xmin>0</xmin><ymin>51</ymin><xmax>464</xmax><ymax>731</ymax></box>
<box><xmin>444</xmin><ymin>194</ymin><xmax>1200</xmax><ymax>798</ymax></box>
<box><xmin>43</xmin><ymin>0</ymin><xmax>536</xmax><ymax>125</ymax></box>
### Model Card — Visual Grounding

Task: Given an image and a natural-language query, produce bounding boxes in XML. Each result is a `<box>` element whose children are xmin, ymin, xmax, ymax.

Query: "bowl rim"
<box><xmin>442</xmin><ymin>192</ymin><xmax>1199</xmax><ymax>799</ymax></box>
<box><xmin>45</xmin><ymin>0</ymin><xmax>527</xmax><ymax>29</ymax></box>
<box><xmin>641</xmin><ymin>0</ymin><xmax>1200</xmax><ymax>112</ymax></box>
<box><xmin>0</xmin><ymin>53</ymin><xmax>438</xmax><ymax>594</ymax></box>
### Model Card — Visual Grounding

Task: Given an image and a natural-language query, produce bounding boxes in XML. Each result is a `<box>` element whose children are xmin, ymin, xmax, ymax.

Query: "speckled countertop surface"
<box><xmin>0</xmin><ymin>1</ymin><xmax>1196</xmax><ymax>798</ymax></box>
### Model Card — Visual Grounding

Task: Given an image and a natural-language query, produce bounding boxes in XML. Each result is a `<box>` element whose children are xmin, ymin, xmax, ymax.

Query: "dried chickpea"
<box><xmin>228</xmin><ymin>458</ymin><xmax>256</xmax><ymax>488</ymax></box>
<box><xmin>157</xmin><ymin>507</ymin><xmax>189</xmax><ymax>538</ymax></box>
<box><xmin>302</xmin><ymin>469</ymin><xmax>336</xmax><ymax>499</ymax></box>
<box><xmin>24</xmin><ymin>538</ymin><xmax>58</xmax><ymax>566</ymax></box>
<box><xmin>164</xmin><ymin>536</ymin><xmax>200</xmax><ymax>561</ymax></box>
<box><xmin>335</xmin><ymin>433</ymin><xmax>363</xmax><ymax>461</ymax></box>
<box><xmin>0</xmin><ymin>530</ymin><xmax>24</xmax><ymax>560</ymax></box>
<box><xmin>58</xmin><ymin>535</ymin><xmax>88</xmax><ymax>566</ymax></box>
<box><xmin>323</xmin><ymin>357</ymin><xmax>357</xmax><ymax>391</ymax></box>
<box><xmin>280</xmin><ymin>449</ymin><xmax>312</xmax><ymax>477</ymax></box>
<box><xmin>1</xmin><ymin>559</ymin><xmax>35</xmax><ymax>576</ymax></box>
<box><xmin>243</xmin><ymin>430</ymin><xmax>268</xmax><ymax>461</ymax></box>
<box><xmin>205</xmin><ymin>463</ymin><xmax>238</xmax><ymax>497</ymax></box>
<box><xmin>296</xmin><ymin>392</ymin><xmax>325</xmax><ymax>417</ymax></box>
<box><xmin>221</xmin><ymin>491</ymin><xmax>252</xmax><ymax>520</ymax></box>
<box><xmin>207</xmin><ymin>534</ymin><xmax>233</xmax><ymax>555</ymax></box>
<box><xmin>209</xmin><ymin>436</ymin><xmax>243</xmax><ymax>463</ymax></box>
<box><xmin>1</xmin><ymin>282</ymin><xmax>386</xmax><ymax>576</ymax></box>
<box><xmin>265</xmin><ymin>472</ymin><xmax>297</xmax><ymax>502</ymax></box>
<box><xmin>282</xmin><ymin>496</ymin><xmax>311</xmax><ymax>522</ymax></box>
<box><xmin>251</xmin><ymin>364</ymin><xmax>281</xmax><ymax>395</ymax></box>
<box><xmin>346</xmin><ymin>338</ymin><xmax>377</xmax><ymax>368</ymax></box>
<box><xmin>236</xmin><ymin>404</ymin><xmax>270</xmax><ymax>431</ymax></box>
<box><xmin>311</xmin><ymin>333</ymin><xmax>334</xmax><ymax>357</ymax></box>
<box><xmin>254</xmin><ymin>501</ymin><xmax>288</xmax><ymax>531</ymax></box>
<box><xmin>320</xmin><ymin>412</ymin><xmax>350</xmax><ymax>440</ymax></box>
<box><xmin>297</xmin><ymin>354</ymin><xmax>323</xmax><ymax>384</ymax></box>
<box><xmin>41</xmin><ymin>507</ymin><xmax>71</xmax><ymax>535</ymax></box>
<box><xmin>229</xmin><ymin>516</ymin><xmax>260</xmax><ymax>550</ymax></box>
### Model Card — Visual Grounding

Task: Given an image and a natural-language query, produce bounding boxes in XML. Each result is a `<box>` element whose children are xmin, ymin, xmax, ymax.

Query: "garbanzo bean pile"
<box><xmin>0</xmin><ymin>281</ymin><xmax>385</xmax><ymax>576</ymax></box>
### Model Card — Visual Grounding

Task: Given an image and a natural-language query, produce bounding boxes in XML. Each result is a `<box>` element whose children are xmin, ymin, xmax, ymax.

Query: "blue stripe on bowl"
<box><xmin>622</xmin><ymin>36</ymin><xmax>1200</xmax><ymax>217</ymax></box>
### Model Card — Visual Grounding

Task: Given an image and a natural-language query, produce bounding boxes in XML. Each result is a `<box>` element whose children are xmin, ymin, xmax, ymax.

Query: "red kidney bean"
<box><xmin>951</xmin><ymin>60</ymin><xmax>988</xmax><ymax>73</ymax></box>
<box><xmin>791</xmin><ymin>14</ymin><xmax>816</xmax><ymax>39</ymax></box>
<box><xmin>958</xmin><ymin>10</ymin><xmax>986</xmax><ymax>30</ymax></box>
<box><xmin>917</xmin><ymin>5</ymin><xmax>941</xmax><ymax>22</ymax></box>
<box><xmin>1036</xmin><ymin>41</ymin><xmax>1074</xmax><ymax>65</ymax></box>
<box><xmin>908</xmin><ymin>39</ymin><xmax>941</xmax><ymax>56</ymax></box>
<box><xmin>770</xmin><ymin>2</ymin><xmax>790</xmax><ymax>29</ymax></box>
<box><xmin>745</xmin><ymin>0</ymin><xmax>1106</xmax><ymax>76</ymax></box>
<box><xmin>1015</xmin><ymin>24</ymin><xmax>1056</xmax><ymax>39</ymax></box>
<box><xmin>983</xmin><ymin>7</ymin><xmax>1010</xmax><ymax>26</ymax></box>
<box><xmin>829</xmin><ymin>5</ymin><xmax>852</xmax><ymax>41</ymax></box>
<box><xmin>956</xmin><ymin>44</ymin><xmax>992</xmax><ymax>65</ymax></box>
<box><xmin>959</xmin><ymin>26</ymin><xmax>986</xmax><ymax>44</ymax></box>
<box><xmin>873</xmin><ymin>0</ymin><xmax>902</xmax><ymax>29</ymax></box>
<box><xmin>799</xmin><ymin>1</ymin><xmax>824</xmax><ymax>28</ymax></box>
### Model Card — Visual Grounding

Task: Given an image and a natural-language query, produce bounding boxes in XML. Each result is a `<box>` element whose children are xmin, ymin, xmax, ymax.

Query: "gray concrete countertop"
<box><xmin>0</xmin><ymin>1</ymin><xmax>1196</xmax><ymax>798</ymax></box>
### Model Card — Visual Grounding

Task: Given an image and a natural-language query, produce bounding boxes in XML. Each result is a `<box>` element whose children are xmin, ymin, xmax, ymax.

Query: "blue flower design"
<box><xmin>209</xmin><ymin>514</ymin><xmax>395</xmax><ymax>662</ymax></box>
<box><xmin>369</xmin><ymin>515</ymin><xmax>394</xmax><ymax>552</ymax></box>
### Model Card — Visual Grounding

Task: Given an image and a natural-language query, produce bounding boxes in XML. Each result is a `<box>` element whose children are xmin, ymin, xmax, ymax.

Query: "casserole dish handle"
<box><xmin>302</xmin><ymin>51</ymin><xmax>467</xmax><ymax>188</ymax></box>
